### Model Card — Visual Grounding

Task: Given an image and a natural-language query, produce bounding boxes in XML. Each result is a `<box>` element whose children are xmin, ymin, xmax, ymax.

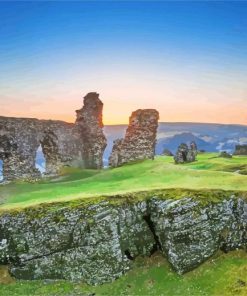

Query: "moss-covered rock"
<box><xmin>0</xmin><ymin>200</ymin><xmax>155</xmax><ymax>284</ymax></box>
<box><xmin>149</xmin><ymin>196</ymin><xmax>247</xmax><ymax>274</ymax></box>
<box><xmin>0</xmin><ymin>190</ymin><xmax>246</xmax><ymax>285</ymax></box>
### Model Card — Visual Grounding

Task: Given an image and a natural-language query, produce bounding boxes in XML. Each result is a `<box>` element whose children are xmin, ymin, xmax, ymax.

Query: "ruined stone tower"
<box><xmin>75</xmin><ymin>92</ymin><xmax>107</xmax><ymax>169</ymax></box>
<box><xmin>109</xmin><ymin>109</ymin><xmax>159</xmax><ymax>167</ymax></box>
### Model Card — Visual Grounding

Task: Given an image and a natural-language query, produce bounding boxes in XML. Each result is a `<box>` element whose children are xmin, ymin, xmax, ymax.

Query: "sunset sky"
<box><xmin>0</xmin><ymin>1</ymin><xmax>247</xmax><ymax>125</ymax></box>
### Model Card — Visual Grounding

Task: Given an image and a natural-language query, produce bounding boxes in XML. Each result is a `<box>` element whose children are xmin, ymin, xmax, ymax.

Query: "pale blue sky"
<box><xmin>0</xmin><ymin>1</ymin><xmax>246</xmax><ymax>124</ymax></box>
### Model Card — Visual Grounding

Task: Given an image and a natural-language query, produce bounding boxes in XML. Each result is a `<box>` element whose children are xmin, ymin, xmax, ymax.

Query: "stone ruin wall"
<box><xmin>0</xmin><ymin>117</ymin><xmax>80</xmax><ymax>180</ymax></box>
<box><xmin>0</xmin><ymin>92</ymin><xmax>106</xmax><ymax>181</ymax></box>
<box><xmin>0</xmin><ymin>93</ymin><xmax>160</xmax><ymax>180</ymax></box>
<box><xmin>75</xmin><ymin>92</ymin><xmax>107</xmax><ymax>169</ymax></box>
<box><xmin>109</xmin><ymin>109</ymin><xmax>159</xmax><ymax>167</ymax></box>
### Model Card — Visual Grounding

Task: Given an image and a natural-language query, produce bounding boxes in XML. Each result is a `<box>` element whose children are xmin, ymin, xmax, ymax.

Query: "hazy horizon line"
<box><xmin>0</xmin><ymin>114</ymin><xmax>246</xmax><ymax>127</ymax></box>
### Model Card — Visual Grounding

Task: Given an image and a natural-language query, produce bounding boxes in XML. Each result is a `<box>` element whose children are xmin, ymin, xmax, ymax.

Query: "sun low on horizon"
<box><xmin>0</xmin><ymin>1</ymin><xmax>247</xmax><ymax>125</ymax></box>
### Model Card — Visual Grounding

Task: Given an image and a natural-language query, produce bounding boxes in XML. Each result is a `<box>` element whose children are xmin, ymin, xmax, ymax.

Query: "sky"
<box><xmin>0</xmin><ymin>1</ymin><xmax>247</xmax><ymax>125</ymax></box>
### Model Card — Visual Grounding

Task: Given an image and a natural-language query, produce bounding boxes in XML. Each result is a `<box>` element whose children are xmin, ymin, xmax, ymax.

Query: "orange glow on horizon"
<box><xmin>2</xmin><ymin>107</ymin><xmax>246</xmax><ymax>126</ymax></box>
<box><xmin>1</xmin><ymin>74</ymin><xmax>246</xmax><ymax>126</ymax></box>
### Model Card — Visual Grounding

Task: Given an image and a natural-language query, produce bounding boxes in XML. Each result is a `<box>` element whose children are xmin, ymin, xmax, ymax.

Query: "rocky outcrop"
<box><xmin>0</xmin><ymin>199</ymin><xmax>155</xmax><ymax>284</ymax></box>
<box><xmin>219</xmin><ymin>151</ymin><xmax>232</xmax><ymax>158</ymax></box>
<box><xmin>174</xmin><ymin>142</ymin><xmax>197</xmax><ymax>164</ymax></box>
<box><xmin>75</xmin><ymin>92</ymin><xmax>107</xmax><ymax>169</ymax></box>
<box><xmin>0</xmin><ymin>190</ymin><xmax>246</xmax><ymax>284</ymax></box>
<box><xmin>234</xmin><ymin>145</ymin><xmax>247</xmax><ymax>155</ymax></box>
<box><xmin>149</xmin><ymin>196</ymin><xmax>247</xmax><ymax>274</ymax></box>
<box><xmin>0</xmin><ymin>92</ymin><xmax>106</xmax><ymax>181</ymax></box>
<box><xmin>109</xmin><ymin>109</ymin><xmax>159</xmax><ymax>167</ymax></box>
<box><xmin>162</xmin><ymin>149</ymin><xmax>173</xmax><ymax>156</ymax></box>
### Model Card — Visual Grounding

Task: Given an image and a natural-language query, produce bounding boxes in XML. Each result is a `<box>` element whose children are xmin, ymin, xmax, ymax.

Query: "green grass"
<box><xmin>1</xmin><ymin>153</ymin><xmax>247</xmax><ymax>209</ymax></box>
<box><xmin>1</xmin><ymin>250</ymin><xmax>247</xmax><ymax>296</ymax></box>
<box><xmin>1</xmin><ymin>154</ymin><xmax>247</xmax><ymax>295</ymax></box>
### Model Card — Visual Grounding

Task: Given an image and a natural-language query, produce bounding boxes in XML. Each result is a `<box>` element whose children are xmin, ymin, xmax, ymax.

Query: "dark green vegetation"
<box><xmin>0</xmin><ymin>250</ymin><xmax>246</xmax><ymax>296</ymax></box>
<box><xmin>1</xmin><ymin>153</ymin><xmax>247</xmax><ymax>209</ymax></box>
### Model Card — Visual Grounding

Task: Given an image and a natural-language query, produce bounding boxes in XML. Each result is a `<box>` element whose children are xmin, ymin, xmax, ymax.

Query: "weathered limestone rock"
<box><xmin>0</xmin><ymin>200</ymin><xmax>155</xmax><ymax>284</ymax></box>
<box><xmin>109</xmin><ymin>109</ymin><xmax>159</xmax><ymax>167</ymax></box>
<box><xmin>174</xmin><ymin>142</ymin><xmax>197</xmax><ymax>164</ymax></box>
<box><xmin>187</xmin><ymin>141</ymin><xmax>197</xmax><ymax>161</ymax></box>
<box><xmin>149</xmin><ymin>196</ymin><xmax>247</xmax><ymax>274</ymax></box>
<box><xmin>234</xmin><ymin>145</ymin><xmax>247</xmax><ymax>155</ymax></box>
<box><xmin>0</xmin><ymin>191</ymin><xmax>246</xmax><ymax>284</ymax></box>
<box><xmin>174</xmin><ymin>143</ymin><xmax>189</xmax><ymax>163</ymax></box>
<box><xmin>75</xmin><ymin>92</ymin><xmax>107</xmax><ymax>169</ymax></box>
<box><xmin>0</xmin><ymin>92</ymin><xmax>107</xmax><ymax>180</ymax></box>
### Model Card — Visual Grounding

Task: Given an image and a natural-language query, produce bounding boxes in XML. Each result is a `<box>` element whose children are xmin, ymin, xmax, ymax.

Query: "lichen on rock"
<box><xmin>149</xmin><ymin>196</ymin><xmax>247</xmax><ymax>274</ymax></box>
<box><xmin>0</xmin><ymin>200</ymin><xmax>155</xmax><ymax>284</ymax></box>
<box><xmin>0</xmin><ymin>190</ymin><xmax>246</xmax><ymax>285</ymax></box>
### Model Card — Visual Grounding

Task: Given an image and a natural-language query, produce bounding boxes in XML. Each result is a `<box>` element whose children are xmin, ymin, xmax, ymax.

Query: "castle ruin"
<box><xmin>109</xmin><ymin>109</ymin><xmax>159</xmax><ymax>167</ymax></box>
<box><xmin>0</xmin><ymin>92</ymin><xmax>106</xmax><ymax>181</ymax></box>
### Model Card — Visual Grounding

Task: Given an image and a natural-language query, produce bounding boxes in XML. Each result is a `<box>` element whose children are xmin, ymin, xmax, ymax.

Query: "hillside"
<box><xmin>1</xmin><ymin>250</ymin><xmax>247</xmax><ymax>296</ymax></box>
<box><xmin>104</xmin><ymin>122</ymin><xmax>247</xmax><ymax>164</ymax></box>
<box><xmin>1</xmin><ymin>153</ymin><xmax>247</xmax><ymax>295</ymax></box>
<box><xmin>1</xmin><ymin>153</ymin><xmax>247</xmax><ymax>209</ymax></box>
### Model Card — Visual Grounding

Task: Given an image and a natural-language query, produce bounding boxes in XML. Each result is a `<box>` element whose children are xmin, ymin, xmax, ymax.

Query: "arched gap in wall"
<box><xmin>103</xmin><ymin>126</ymin><xmax>127</xmax><ymax>167</ymax></box>
<box><xmin>35</xmin><ymin>144</ymin><xmax>46</xmax><ymax>175</ymax></box>
<box><xmin>0</xmin><ymin>159</ymin><xmax>3</xmax><ymax>182</ymax></box>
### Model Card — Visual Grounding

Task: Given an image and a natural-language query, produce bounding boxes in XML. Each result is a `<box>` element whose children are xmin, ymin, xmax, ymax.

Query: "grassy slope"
<box><xmin>1</xmin><ymin>250</ymin><xmax>246</xmax><ymax>296</ymax></box>
<box><xmin>1</xmin><ymin>154</ymin><xmax>247</xmax><ymax>295</ymax></box>
<box><xmin>1</xmin><ymin>153</ymin><xmax>247</xmax><ymax>209</ymax></box>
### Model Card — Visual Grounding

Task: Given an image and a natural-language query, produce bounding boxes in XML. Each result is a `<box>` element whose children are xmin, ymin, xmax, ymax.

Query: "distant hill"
<box><xmin>155</xmin><ymin>132</ymin><xmax>214</xmax><ymax>154</ymax></box>
<box><xmin>1</xmin><ymin>122</ymin><xmax>247</xmax><ymax>179</ymax></box>
<box><xmin>103</xmin><ymin>122</ymin><xmax>247</xmax><ymax>164</ymax></box>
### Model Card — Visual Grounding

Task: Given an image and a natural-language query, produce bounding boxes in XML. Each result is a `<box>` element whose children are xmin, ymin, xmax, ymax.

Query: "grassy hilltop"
<box><xmin>1</xmin><ymin>152</ymin><xmax>247</xmax><ymax>295</ymax></box>
<box><xmin>0</xmin><ymin>152</ymin><xmax>247</xmax><ymax>209</ymax></box>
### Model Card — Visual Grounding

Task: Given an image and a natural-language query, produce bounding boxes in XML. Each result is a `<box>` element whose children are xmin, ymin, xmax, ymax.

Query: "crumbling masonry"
<box><xmin>0</xmin><ymin>92</ymin><xmax>106</xmax><ymax>181</ymax></box>
<box><xmin>75</xmin><ymin>92</ymin><xmax>107</xmax><ymax>169</ymax></box>
<box><xmin>109</xmin><ymin>109</ymin><xmax>159</xmax><ymax>167</ymax></box>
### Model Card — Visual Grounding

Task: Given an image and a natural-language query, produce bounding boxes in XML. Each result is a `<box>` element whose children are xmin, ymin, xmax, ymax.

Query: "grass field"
<box><xmin>1</xmin><ymin>153</ymin><xmax>247</xmax><ymax>295</ymax></box>
<box><xmin>0</xmin><ymin>250</ymin><xmax>246</xmax><ymax>296</ymax></box>
<box><xmin>1</xmin><ymin>153</ymin><xmax>247</xmax><ymax>209</ymax></box>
